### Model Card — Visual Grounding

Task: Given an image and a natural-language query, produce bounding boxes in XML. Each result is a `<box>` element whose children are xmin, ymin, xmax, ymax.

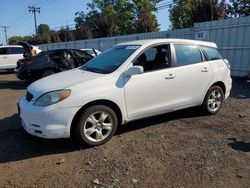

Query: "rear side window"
<box><xmin>202</xmin><ymin>46</ymin><xmax>223</xmax><ymax>60</ymax></box>
<box><xmin>0</xmin><ymin>48</ymin><xmax>7</xmax><ymax>55</ymax></box>
<box><xmin>174</xmin><ymin>44</ymin><xmax>202</xmax><ymax>66</ymax></box>
<box><xmin>6</xmin><ymin>47</ymin><xmax>24</xmax><ymax>54</ymax></box>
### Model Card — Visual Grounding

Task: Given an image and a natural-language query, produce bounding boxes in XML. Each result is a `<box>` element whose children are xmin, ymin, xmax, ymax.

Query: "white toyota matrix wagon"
<box><xmin>18</xmin><ymin>39</ymin><xmax>232</xmax><ymax>146</ymax></box>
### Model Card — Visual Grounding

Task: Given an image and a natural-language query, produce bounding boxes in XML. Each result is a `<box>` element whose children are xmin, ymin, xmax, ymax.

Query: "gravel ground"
<box><xmin>0</xmin><ymin>72</ymin><xmax>250</xmax><ymax>188</ymax></box>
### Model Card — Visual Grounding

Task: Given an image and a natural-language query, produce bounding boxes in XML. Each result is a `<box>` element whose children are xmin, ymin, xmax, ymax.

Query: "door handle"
<box><xmin>202</xmin><ymin>67</ymin><xmax>208</xmax><ymax>72</ymax></box>
<box><xmin>165</xmin><ymin>73</ymin><xmax>175</xmax><ymax>79</ymax></box>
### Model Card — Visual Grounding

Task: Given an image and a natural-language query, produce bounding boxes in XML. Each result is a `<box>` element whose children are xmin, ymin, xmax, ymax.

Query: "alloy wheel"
<box><xmin>83</xmin><ymin>111</ymin><xmax>113</xmax><ymax>143</ymax></box>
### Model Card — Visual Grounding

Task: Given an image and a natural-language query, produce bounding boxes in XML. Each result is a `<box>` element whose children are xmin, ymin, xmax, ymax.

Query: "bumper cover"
<box><xmin>18</xmin><ymin>97</ymin><xmax>79</xmax><ymax>139</ymax></box>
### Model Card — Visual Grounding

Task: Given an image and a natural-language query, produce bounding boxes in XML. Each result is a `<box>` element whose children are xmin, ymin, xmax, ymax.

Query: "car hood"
<box><xmin>28</xmin><ymin>68</ymin><xmax>104</xmax><ymax>99</ymax></box>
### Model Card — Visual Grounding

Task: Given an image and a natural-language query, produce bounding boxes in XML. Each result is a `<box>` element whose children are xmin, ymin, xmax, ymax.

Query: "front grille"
<box><xmin>26</xmin><ymin>91</ymin><xmax>33</xmax><ymax>102</ymax></box>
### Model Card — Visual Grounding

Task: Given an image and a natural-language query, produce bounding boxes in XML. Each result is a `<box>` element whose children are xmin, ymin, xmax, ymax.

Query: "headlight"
<box><xmin>34</xmin><ymin>89</ymin><xmax>71</xmax><ymax>106</ymax></box>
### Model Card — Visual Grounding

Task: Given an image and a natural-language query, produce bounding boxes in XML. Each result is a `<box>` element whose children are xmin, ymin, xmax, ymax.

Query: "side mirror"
<box><xmin>125</xmin><ymin>66</ymin><xmax>144</xmax><ymax>76</ymax></box>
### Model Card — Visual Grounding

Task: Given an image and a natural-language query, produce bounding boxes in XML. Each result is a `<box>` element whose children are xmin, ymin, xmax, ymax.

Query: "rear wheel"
<box><xmin>41</xmin><ymin>69</ymin><xmax>55</xmax><ymax>78</ymax></box>
<box><xmin>202</xmin><ymin>86</ymin><xmax>224</xmax><ymax>114</ymax></box>
<box><xmin>74</xmin><ymin>105</ymin><xmax>118</xmax><ymax>146</ymax></box>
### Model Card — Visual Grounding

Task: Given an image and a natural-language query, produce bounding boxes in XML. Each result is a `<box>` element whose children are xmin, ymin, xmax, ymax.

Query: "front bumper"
<box><xmin>18</xmin><ymin>96</ymin><xmax>79</xmax><ymax>139</ymax></box>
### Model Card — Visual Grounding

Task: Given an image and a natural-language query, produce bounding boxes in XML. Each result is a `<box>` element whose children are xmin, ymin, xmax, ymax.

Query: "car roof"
<box><xmin>116</xmin><ymin>39</ymin><xmax>217</xmax><ymax>48</ymax></box>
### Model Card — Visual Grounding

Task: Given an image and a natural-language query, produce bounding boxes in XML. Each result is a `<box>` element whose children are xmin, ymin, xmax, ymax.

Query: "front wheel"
<box><xmin>202</xmin><ymin>86</ymin><xmax>224</xmax><ymax>114</ymax></box>
<box><xmin>74</xmin><ymin>105</ymin><xmax>118</xmax><ymax>146</ymax></box>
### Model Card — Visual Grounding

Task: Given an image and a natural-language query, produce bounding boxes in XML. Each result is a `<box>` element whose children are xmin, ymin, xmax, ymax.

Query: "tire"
<box><xmin>74</xmin><ymin>105</ymin><xmax>118</xmax><ymax>146</ymax></box>
<box><xmin>41</xmin><ymin>69</ymin><xmax>55</xmax><ymax>78</ymax></box>
<box><xmin>202</xmin><ymin>86</ymin><xmax>224</xmax><ymax>114</ymax></box>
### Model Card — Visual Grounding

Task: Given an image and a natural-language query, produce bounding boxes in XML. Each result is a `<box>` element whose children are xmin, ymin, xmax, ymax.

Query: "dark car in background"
<box><xmin>15</xmin><ymin>49</ymin><xmax>93</xmax><ymax>81</ymax></box>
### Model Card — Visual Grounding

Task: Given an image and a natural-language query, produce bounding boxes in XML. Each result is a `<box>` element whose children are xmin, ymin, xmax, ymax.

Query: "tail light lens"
<box><xmin>20</xmin><ymin>61</ymin><xmax>33</xmax><ymax>67</ymax></box>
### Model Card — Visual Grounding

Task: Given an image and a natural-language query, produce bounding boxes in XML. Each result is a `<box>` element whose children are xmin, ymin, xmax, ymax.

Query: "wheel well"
<box><xmin>211</xmin><ymin>81</ymin><xmax>226</xmax><ymax>95</ymax></box>
<box><xmin>70</xmin><ymin>100</ymin><xmax>123</xmax><ymax>136</ymax></box>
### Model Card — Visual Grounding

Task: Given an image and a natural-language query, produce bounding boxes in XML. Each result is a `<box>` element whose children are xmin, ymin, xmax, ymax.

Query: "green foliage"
<box><xmin>228</xmin><ymin>0</ymin><xmax>250</xmax><ymax>17</ymax></box>
<box><xmin>8</xmin><ymin>36</ymin><xmax>24</xmax><ymax>45</ymax></box>
<box><xmin>38</xmin><ymin>24</ymin><xmax>50</xmax><ymax>36</ymax></box>
<box><xmin>169</xmin><ymin>0</ymin><xmax>227</xmax><ymax>29</ymax></box>
<box><xmin>74</xmin><ymin>0</ymin><xmax>159</xmax><ymax>37</ymax></box>
<box><xmin>132</xmin><ymin>0</ymin><xmax>160</xmax><ymax>33</ymax></box>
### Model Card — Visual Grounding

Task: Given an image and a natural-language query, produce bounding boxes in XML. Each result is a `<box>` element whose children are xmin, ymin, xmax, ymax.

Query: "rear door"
<box><xmin>0</xmin><ymin>47</ymin><xmax>24</xmax><ymax>69</ymax></box>
<box><xmin>6</xmin><ymin>47</ymin><xmax>24</xmax><ymax>69</ymax></box>
<box><xmin>169</xmin><ymin>43</ymin><xmax>213</xmax><ymax>107</ymax></box>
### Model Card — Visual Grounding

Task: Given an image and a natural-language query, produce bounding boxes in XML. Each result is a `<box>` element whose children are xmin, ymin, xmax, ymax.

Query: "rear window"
<box><xmin>174</xmin><ymin>44</ymin><xmax>202</xmax><ymax>66</ymax></box>
<box><xmin>202</xmin><ymin>46</ymin><xmax>223</xmax><ymax>61</ymax></box>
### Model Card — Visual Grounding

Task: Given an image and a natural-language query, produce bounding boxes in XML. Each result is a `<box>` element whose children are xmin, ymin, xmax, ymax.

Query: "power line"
<box><xmin>9</xmin><ymin>8</ymin><xmax>28</xmax><ymax>26</ymax></box>
<box><xmin>40</xmin><ymin>0</ymin><xmax>60</xmax><ymax>8</ymax></box>
<box><xmin>29</xmin><ymin>5</ymin><xmax>40</xmax><ymax>36</ymax></box>
<box><xmin>156</xmin><ymin>1</ymin><xmax>175</xmax><ymax>10</ymax></box>
<box><xmin>0</xmin><ymin>26</ymin><xmax>10</xmax><ymax>44</ymax></box>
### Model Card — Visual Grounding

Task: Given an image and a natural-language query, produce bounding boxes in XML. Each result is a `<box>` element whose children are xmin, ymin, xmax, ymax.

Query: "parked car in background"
<box><xmin>18</xmin><ymin>39</ymin><xmax>232</xmax><ymax>146</ymax></box>
<box><xmin>80</xmin><ymin>48</ymin><xmax>101</xmax><ymax>57</ymax></box>
<box><xmin>0</xmin><ymin>43</ymin><xmax>41</xmax><ymax>71</ymax></box>
<box><xmin>0</xmin><ymin>45</ymin><xmax>24</xmax><ymax>70</ymax></box>
<box><xmin>15</xmin><ymin>49</ymin><xmax>93</xmax><ymax>81</ymax></box>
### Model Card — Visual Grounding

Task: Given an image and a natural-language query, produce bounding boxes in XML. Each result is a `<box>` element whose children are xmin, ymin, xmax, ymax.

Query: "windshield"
<box><xmin>81</xmin><ymin>45</ymin><xmax>140</xmax><ymax>74</ymax></box>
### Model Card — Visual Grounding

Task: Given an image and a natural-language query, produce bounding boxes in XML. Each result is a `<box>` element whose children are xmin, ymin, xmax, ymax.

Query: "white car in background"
<box><xmin>18</xmin><ymin>39</ymin><xmax>232</xmax><ymax>146</ymax></box>
<box><xmin>0</xmin><ymin>43</ymin><xmax>41</xmax><ymax>70</ymax></box>
<box><xmin>80</xmin><ymin>48</ymin><xmax>101</xmax><ymax>57</ymax></box>
<box><xmin>0</xmin><ymin>45</ymin><xmax>24</xmax><ymax>70</ymax></box>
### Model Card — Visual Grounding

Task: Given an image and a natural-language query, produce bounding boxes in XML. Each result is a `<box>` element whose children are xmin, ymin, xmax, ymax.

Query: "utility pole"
<box><xmin>0</xmin><ymin>26</ymin><xmax>10</xmax><ymax>44</ymax></box>
<box><xmin>28</xmin><ymin>5</ymin><xmax>40</xmax><ymax>36</ymax></box>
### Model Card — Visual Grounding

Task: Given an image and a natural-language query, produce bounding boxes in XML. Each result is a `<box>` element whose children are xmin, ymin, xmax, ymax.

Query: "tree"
<box><xmin>38</xmin><ymin>24</ymin><xmax>50</xmax><ymax>36</ymax></box>
<box><xmin>228</xmin><ymin>0</ymin><xmax>250</xmax><ymax>17</ymax></box>
<box><xmin>169</xmin><ymin>0</ymin><xmax>227</xmax><ymax>29</ymax></box>
<box><xmin>75</xmin><ymin>0</ymin><xmax>159</xmax><ymax>37</ymax></box>
<box><xmin>8</xmin><ymin>36</ymin><xmax>24</xmax><ymax>45</ymax></box>
<box><xmin>132</xmin><ymin>0</ymin><xmax>160</xmax><ymax>33</ymax></box>
<box><xmin>50</xmin><ymin>31</ymin><xmax>61</xmax><ymax>43</ymax></box>
<box><xmin>113</xmin><ymin>0</ymin><xmax>135</xmax><ymax>35</ymax></box>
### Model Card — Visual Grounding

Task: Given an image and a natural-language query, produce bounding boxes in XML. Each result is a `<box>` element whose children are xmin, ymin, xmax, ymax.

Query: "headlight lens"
<box><xmin>34</xmin><ymin>89</ymin><xmax>71</xmax><ymax>106</ymax></box>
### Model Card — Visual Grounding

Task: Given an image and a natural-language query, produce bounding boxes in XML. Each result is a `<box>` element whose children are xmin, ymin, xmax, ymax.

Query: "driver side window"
<box><xmin>133</xmin><ymin>44</ymin><xmax>171</xmax><ymax>72</ymax></box>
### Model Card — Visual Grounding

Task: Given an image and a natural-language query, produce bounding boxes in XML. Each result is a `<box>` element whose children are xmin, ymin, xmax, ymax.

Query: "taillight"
<box><xmin>20</xmin><ymin>61</ymin><xmax>33</xmax><ymax>67</ymax></box>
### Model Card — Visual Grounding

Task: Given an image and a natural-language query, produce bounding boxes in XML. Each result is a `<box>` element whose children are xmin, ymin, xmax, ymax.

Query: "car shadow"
<box><xmin>0</xmin><ymin>114</ymin><xmax>79</xmax><ymax>163</ymax></box>
<box><xmin>0</xmin><ymin>80</ymin><xmax>29</xmax><ymax>90</ymax></box>
<box><xmin>228</xmin><ymin>138</ymin><xmax>250</xmax><ymax>152</ymax></box>
<box><xmin>0</xmin><ymin>70</ymin><xmax>15</xmax><ymax>74</ymax></box>
<box><xmin>117</xmin><ymin>107</ymin><xmax>205</xmax><ymax>135</ymax></box>
<box><xmin>0</xmin><ymin>107</ymin><xmax>205</xmax><ymax>164</ymax></box>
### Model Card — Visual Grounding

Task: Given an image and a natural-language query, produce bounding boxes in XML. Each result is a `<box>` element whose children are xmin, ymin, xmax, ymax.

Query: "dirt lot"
<box><xmin>0</xmin><ymin>72</ymin><xmax>250</xmax><ymax>188</ymax></box>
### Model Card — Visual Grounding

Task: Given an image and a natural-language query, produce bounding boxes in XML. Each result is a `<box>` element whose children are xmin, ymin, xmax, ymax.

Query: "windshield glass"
<box><xmin>81</xmin><ymin>45</ymin><xmax>140</xmax><ymax>74</ymax></box>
